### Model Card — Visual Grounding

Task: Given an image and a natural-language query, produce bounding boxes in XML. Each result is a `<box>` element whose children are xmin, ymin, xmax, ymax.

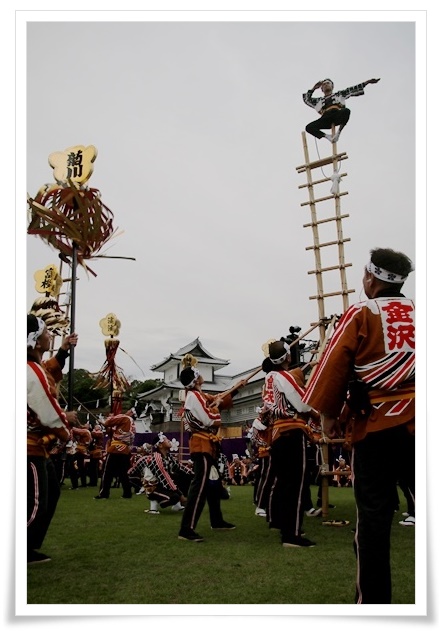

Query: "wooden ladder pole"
<box><xmin>331</xmin><ymin>126</ymin><xmax>351</xmax><ymax>312</ymax></box>
<box><xmin>302</xmin><ymin>131</ymin><xmax>327</xmax><ymax>345</ymax></box>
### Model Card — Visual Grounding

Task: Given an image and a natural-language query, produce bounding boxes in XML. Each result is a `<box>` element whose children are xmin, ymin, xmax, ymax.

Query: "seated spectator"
<box><xmin>333</xmin><ymin>456</ymin><xmax>352</xmax><ymax>488</ymax></box>
<box><xmin>229</xmin><ymin>454</ymin><xmax>248</xmax><ymax>485</ymax></box>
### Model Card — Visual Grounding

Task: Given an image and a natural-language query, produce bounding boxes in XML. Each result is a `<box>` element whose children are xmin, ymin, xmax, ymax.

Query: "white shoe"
<box><xmin>399</xmin><ymin>515</ymin><xmax>415</xmax><ymax>526</ymax></box>
<box><xmin>324</xmin><ymin>133</ymin><xmax>333</xmax><ymax>143</ymax></box>
<box><xmin>255</xmin><ymin>508</ymin><xmax>267</xmax><ymax>517</ymax></box>
<box><xmin>305</xmin><ymin>508</ymin><xmax>322</xmax><ymax>517</ymax></box>
<box><xmin>136</xmin><ymin>488</ymin><xmax>145</xmax><ymax>495</ymax></box>
<box><xmin>171</xmin><ymin>502</ymin><xmax>185</xmax><ymax>512</ymax></box>
<box><xmin>144</xmin><ymin>509</ymin><xmax>160</xmax><ymax>514</ymax></box>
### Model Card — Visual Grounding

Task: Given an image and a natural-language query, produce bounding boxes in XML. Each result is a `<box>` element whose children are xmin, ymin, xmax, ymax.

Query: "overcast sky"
<box><xmin>23</xmin><ymin>13</ymin><xmax>420</xmax><ymax>386</ymax></box>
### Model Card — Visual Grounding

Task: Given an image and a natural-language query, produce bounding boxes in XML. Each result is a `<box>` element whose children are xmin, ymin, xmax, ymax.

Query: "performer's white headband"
<box><xmin>270</xmin><ymin>342</ymin><xmax>291</xmax><ymax>365</ymax></box>
<box><xmin>366</xmin><ymin>260</ymin><xmax>408</xmax><ymax>284</ymax></box>
<box><xmin>186</xmin><ymin>368</ymin><xmax>200</xmax><ymax>389</ymax></box>
<box><xmin>27</xmin><ymin>317</ymin><xmax>46</xmax><ymax>348</ymax></box>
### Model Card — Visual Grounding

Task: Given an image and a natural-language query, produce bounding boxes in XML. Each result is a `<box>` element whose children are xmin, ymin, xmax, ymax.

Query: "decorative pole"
<box><xmin>29</xmin><ymin>263</ymin><xmax>69</xmax><ymax>357</ymax></box>
<box><xmin>28</xmin><ymin>144</ymin><xmax>121</xmax><ymax>411</ymax></box>
<box><xmin>67</xmin><ymin>242</ymin><xmax>78</xmax><ymax>410</ymax></box>
<box><xmin>95</xmin><ymin>313</ymin><xmax>130</xmax><ymax>412</ymax></box>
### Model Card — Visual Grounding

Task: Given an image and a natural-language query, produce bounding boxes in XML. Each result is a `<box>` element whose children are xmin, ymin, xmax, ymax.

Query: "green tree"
<box><xmin>122</xmin><ymin>379</ymin><xmax>162</xmax><ymax>411</ymax></box>
<box><xmin>59</xmin><ymin>368</ymin><xmax>108</xmax><ymax>417</ymax></box>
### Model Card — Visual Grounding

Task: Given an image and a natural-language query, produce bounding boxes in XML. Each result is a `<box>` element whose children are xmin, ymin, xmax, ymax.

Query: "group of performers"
<box><xmin>175</xmin><ymin>246</ymin><xmax>415</xmax><ymax>604</ymax></box>
<box><xmin>27</xmin><ymin>245</ymin><xmax>414</xmax><ymax>605</ymax></box>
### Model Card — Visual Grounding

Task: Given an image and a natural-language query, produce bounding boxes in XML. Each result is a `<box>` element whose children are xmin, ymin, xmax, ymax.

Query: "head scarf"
<box><xmin>366</xmin><ymin>260</ymin><xmax>409</xmax><ymax>284</ymax></box>
<box><xmin>27</xmin><ymin>316</ymin><xmax>46</xmax><ymax>348</ymax></box>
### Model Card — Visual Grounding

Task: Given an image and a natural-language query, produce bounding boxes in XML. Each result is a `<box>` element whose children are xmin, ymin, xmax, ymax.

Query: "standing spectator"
<box><xmin>217</xmin><ymin>452</ymin><xmax>231</xmax><ymax>500</ymax></box>
<box><xmin>303</xmin><ymin>247</ymin><xmax>415</xmax><ymax>604</ymax></box>
<box><xmin>27</xmin><ymin>315</ymin><xmax>78</xmax><ymax>564</ymax></box>
<box><xmin>177</xmin><ymin>366</ymin><xmax>245</xmax><ymax>541</ymax></box>
<box><xmin>88</xmin><ymin>421</ymin><xmax>105</xmax><ymax>487</ymax></box>
<box><xmin>94</xmin><ymin>393</ymin><xmax>135</xmax><ymax>500</ymax></box>
<box><xmin>69</xmin><ymin>424</ymin><xmax>92</xmax><ymax>489</ymax></box>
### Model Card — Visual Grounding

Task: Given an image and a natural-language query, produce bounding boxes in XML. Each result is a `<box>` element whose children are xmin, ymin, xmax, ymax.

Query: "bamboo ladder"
<box><xmin>296</xmin><ymin>125</ymin><xmax>355</xmax><ymax>517</ymax></box>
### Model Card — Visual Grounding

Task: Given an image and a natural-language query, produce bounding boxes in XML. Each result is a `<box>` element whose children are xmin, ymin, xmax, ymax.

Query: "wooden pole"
<box><xmin>67</xmin><ymin>242</ymin><xmax>78</xmax><ymax>411</ymax></box>
<box><xmin>216</xmin><ymin>321</ymin><xmax>322</xmax><ymax>400</ymax></box>
<box><xmin>305</xmin><ymin>314</ymin><xmax>338</xmax><ymax>388</ymax></box>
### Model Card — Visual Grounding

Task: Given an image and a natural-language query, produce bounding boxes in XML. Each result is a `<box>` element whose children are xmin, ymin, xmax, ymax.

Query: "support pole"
<box><xmin>67</xmin><ymin>242</ymin><xmax>78</xmax><ymax>411</ymax></box>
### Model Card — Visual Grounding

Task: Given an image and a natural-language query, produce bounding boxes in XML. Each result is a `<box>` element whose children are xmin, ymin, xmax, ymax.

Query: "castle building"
<box><xmin>134</xmin><ymin>337</ymin><xmax>265</xmax><ymax>441</ymax></box>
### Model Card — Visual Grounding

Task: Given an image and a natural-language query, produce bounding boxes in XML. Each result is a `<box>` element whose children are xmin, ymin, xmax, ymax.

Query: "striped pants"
<box><xmin>179</xmin><ymin>452</ymin><xmax>224</xmax><ymax>532</ymax></box>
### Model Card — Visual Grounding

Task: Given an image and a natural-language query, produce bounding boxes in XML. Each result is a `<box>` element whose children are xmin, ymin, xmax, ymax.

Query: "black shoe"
<box><xmin>28</xmin><ymin>550</ymin><xmax>51</xmax><ymax>564</ymax></box>
<box><xmin>282</xmin><ymin>536</ymin><xmax>316</xmax><ymax>548</ymax></box>
<box><xmin>211</xmin><ymin>521</ymin><xmax>236</xmax><ymax>530</ymax></box>
<box><xmin>178</xmin><ymin>529</ymin><xmax>204</xmax><ymax>542</ymax></box>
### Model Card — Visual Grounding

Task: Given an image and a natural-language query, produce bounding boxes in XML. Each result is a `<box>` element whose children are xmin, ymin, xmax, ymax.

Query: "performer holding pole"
<box><xmin>260</xmin><ymin>339</ymin><xmax>317</xmax><ymax>548</ymax></box>
<box><xmin>302</xmin><ymin>247</ymin><xmax>415</xmax><ymax>604</ymax></box>
<box><xmin>177</xmin><ymin>355</ymin><xmax>246</xmax><ymax>542</ymax></box>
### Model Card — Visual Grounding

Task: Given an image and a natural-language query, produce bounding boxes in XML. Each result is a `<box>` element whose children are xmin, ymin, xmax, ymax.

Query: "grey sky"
<box><xmin>25</xmin><ymin>15</ymin><xmax>419</xmax><ymax>384</ymax></box>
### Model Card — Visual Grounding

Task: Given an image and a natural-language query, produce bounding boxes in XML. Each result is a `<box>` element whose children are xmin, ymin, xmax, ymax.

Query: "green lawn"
<box><xmin>26</xmin><ymin>483</ymin><xmax>415</xmax><ymax>605</ymax></box>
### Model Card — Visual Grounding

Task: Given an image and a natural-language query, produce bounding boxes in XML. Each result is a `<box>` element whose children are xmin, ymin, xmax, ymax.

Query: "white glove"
<box><xmin>252</xmin><ymin>418</ymin><xmax>267</xmax><ymax>431</ymax></box>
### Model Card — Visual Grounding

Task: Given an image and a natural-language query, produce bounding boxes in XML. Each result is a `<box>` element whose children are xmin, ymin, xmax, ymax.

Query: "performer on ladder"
<box><xmin>303</xmin><ymin>77</ymin><xmax>380</xmax><ymax>143</ymax></box>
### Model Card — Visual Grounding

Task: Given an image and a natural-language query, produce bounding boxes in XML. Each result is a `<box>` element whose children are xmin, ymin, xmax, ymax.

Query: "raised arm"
<box><xmin>363</xmin><ymin>78</ymin><xmax>380</xmax><ymax>86</ymax></box>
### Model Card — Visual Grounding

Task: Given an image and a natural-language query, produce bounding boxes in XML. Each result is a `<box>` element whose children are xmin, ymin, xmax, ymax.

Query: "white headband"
<box><xmin>185</xmin><ymin>368</ymin><xmax>200</xmax><ymax>389</ymax></box>
<box><xmin>27</xmin><ymin>317</ymin><xmax>46</xmax><ymax>348</ymax></box>
<box><xmin>270</xmin><ymin>342</ymin><xmax>291</xmax><ymax>365</ymax></box>
<box><xmin>366</xmin><ymin>260</ymin><xmax>409</xmax><ymax>284</ymax></box>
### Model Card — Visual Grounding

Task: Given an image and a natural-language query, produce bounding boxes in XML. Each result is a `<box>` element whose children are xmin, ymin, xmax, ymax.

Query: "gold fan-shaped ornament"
<box><xmin>261</xmin><ymin>339</ymin><xmax>277</xmax><ymax>358</ymax></box>
<box><xmin>48</xmin><ymin>145</ymin><xmax>97</xmax><ymax>187</ymax></box>
<box><xmin>99</xmin><ymin>313</ymin><xmax>121</xmax><ymax>337</ymax></box>
<box><xmin>181</xmin><ymin>353</ymin><xmax>198</xmax><ymax>370</ymax></box>
<box><xmin>33</xmin><ymin>264</ymin><xmax>63</xmax><ymax>297</ymax></box>
<box><xmin>27</xmin><ymin>145</ymin><xmax>120</xmax><ymax>277</ymax></box>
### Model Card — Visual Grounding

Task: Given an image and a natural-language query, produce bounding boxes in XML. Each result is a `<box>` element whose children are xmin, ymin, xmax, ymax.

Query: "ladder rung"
<box><xmin>296</xmin><ymin>153</ymin><xmax>348</xmax><ymax>172</ymax></box>
<box><xmin>308</xmin><ymin>263</ymin><xmax>352</xmax><ymax>274</ymax></box>
<box><xmin>298</xmin><ymin>173</ymin><xmax>348</xmax><ymax>189</ymax></box>
<box><xmin>301</xmin><ymin>192</ymin><xmax>348</xmax><ymax>206</ymax></box>
<box><xmin>309</xmin><ymin>289</ymin><xmax>355</xmax><ymax>299</ymax></box>
<box><xmin>306</xmin><ymin>238</ymin><xmax>351</xmax><ymax>250</ymax></box>
<box><xmin>303</xmin><ymin>214</ymin><xmax>349</xmax><ymax>227</ymax></box>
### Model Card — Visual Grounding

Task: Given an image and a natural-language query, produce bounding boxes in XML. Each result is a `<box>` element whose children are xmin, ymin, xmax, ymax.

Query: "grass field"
<box><xmin>26</xmin><ymin>483</ymin><xmax>415</xmax><ymax>606</ymax></box>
